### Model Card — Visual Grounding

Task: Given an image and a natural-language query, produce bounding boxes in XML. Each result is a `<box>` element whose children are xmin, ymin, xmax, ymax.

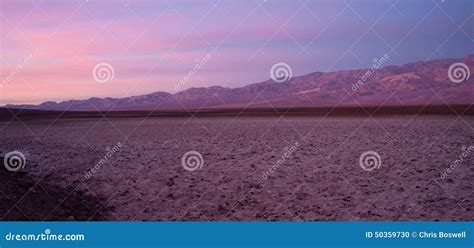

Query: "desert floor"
<box><xmin>0</xmin><ymin>115</ymin><xmax>473</xmax><ymax>221</ymax></box>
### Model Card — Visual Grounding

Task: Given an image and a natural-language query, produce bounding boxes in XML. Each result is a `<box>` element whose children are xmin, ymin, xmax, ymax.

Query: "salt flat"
<box><xmin>0</xmin><ymin>116</ymin><xmax>472</xmax><ymax>221</ymax></box>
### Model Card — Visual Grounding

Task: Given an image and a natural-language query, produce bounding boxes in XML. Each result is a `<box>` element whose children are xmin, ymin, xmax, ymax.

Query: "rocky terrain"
<box><xmin>1</xmin><ymin>116</ymin><xmax>472</xmax><ymax>221</ymax></box>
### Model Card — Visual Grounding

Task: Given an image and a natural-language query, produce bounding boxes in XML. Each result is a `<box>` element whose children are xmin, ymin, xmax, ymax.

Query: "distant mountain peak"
<box><xmin>8</xmin><ymin>55</ymin><xmax>473</xmax><ymax>111</ymax></box>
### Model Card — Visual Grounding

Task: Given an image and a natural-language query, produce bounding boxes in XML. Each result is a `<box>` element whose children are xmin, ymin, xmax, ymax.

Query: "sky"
<box><xmin>0</xmin><ymin>0</ymin><xmax>473</xmax><ymax>105</ymax></box>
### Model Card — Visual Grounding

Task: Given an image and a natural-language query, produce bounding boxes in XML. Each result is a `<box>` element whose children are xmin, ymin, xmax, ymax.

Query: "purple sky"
<box><xmin>0</xmin><ymin>0</ymin><xmax>473</xmax><ymax>105</ymax></box>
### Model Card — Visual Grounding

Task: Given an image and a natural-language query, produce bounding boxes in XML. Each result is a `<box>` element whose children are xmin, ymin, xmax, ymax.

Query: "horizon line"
<box><xmin>4</xmin><ymin>53</ymin><xmax>472</xmax><ymax>107</ymax></box>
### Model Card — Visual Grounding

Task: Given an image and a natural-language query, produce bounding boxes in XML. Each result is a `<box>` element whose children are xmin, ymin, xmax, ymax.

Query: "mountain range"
<box><xmin>8</xmin><ymin>55</ymin><xmax>473</xmax><ymax>111</ymax></box>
